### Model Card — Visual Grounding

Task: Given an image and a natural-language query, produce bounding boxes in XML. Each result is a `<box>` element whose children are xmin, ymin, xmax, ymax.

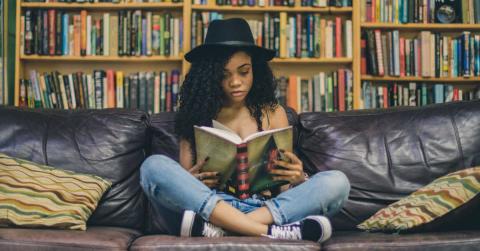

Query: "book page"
<box><xmin>212</xmin><ymin>119</ymin><xmax>238</xmax><ymax>134</ymax></box>
<box><xmin>247</xmin><ymin>127</ymin><xmax>293</xmax><ymax>194</ymax></box>
<box><xmin>194</xmin><ymin>125</ymin><xmax>243</xmax><ymax>145</ymax></box>
<box><xmin>194</xmin><ymin>126</ymin><xmax>238</xmax><ymax>190</ymax></box>
<box><xmin>244</xmin><ymin>126</ymin><xmax>293</xmax><ymax>142</ymax></box>
<box><xmin>212</xmin><ymin>120</ymin><xmax>292</xmax><ymax>143</ymax></box>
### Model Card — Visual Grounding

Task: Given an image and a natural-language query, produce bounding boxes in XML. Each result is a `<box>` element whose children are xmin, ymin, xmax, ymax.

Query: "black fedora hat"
<box><xmin>184</xmin><ymin>18</ymin><xmax>276</xmax><ymax>63</ymax></box>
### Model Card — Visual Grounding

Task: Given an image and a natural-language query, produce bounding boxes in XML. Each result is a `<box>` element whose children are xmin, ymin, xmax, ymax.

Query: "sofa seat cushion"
<box><xmin>0</xmin><ymin>226</ymin><xmax>140</xmax><ymax>251</ymax></box>
<box><xmin>323</xmin><ymin>230</ymin><xmax>480</xmax><ymax>251</ymax></box>
<box><xmin>130</xmin><ymin>235</ymin><xmax>320</xmax><ymax>251</ymax></box>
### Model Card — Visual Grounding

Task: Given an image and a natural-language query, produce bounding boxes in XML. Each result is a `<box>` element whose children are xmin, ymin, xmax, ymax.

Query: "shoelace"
<box><xmin>202</xmin><ymin>222</ymin><xmax>225</xmax><ymax>238</ymax></box>
<box><xmin>269</xmin><ymin>224</ymin><xmax>302</xmax><ymax>240</ymax></box>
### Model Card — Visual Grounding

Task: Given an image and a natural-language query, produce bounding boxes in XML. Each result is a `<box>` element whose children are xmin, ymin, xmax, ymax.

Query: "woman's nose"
<box><xmin>230</xmin><ymin>77</ymin><xmax>242</xmax><ymax>87</ymax></box>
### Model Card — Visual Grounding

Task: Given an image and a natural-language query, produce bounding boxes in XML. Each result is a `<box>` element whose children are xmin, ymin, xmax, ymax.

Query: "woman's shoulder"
<box><xmin>264</xmin><ymin>105</ymin><xmax>289</xmax><ymax>129</ymax></box>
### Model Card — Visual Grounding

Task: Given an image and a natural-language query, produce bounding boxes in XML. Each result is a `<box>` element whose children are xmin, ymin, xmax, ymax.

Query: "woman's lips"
<box><xmin>231</xmin><ymin>91</ymin><xmax>245</xmax><ymax>97</ymax></box>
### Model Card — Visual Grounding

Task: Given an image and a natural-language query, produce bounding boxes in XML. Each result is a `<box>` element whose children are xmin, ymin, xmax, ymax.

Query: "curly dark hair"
<box><xmin>175</xmin><ymin>47</ymin><xmax>278</xmax><ymax>152</ymax></box>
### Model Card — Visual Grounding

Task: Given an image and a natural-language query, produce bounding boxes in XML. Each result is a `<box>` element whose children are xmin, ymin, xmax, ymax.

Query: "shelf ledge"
<box><xmin>20</xmin><ymin>55</ymin><xmax>184</xmax><ymax>62</ymax></box>
<box><xmin>21</xmin><ymin>2</ymin><xmax>184</xmax><ymax>10</ymax></box>
<box><xmin>361</xmin><ymin>23</ymin><xmax>480</xmax><ymax>30</ymax></box>
<box><xmin>362</xmin><ymin>75</ymin><xmax>480</xmax><ymax>82</ymax></box>
<box><xmin>191</xmin><ymin>5</ymin><xmax>352</xmax><ymax>13</ymax></box>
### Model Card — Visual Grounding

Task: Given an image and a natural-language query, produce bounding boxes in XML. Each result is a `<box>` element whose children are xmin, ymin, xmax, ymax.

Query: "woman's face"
<box><xmin>221</xmin><ymin>51</ymin><xmax>253</xmax><ymax>106</ymax></box>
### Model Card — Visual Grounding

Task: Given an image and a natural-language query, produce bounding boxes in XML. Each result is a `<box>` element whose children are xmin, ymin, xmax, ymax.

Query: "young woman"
<box><xmin>140</xmin><ymin>18</ymin><xmax>350</xmax><ymax>243</ymax></box>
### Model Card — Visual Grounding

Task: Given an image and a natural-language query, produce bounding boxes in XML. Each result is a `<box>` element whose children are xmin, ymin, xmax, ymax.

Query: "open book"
<box><xmin>194</xmin><ymin>120</ymin><xmax>293</xmax><ymax>199</ymax></box>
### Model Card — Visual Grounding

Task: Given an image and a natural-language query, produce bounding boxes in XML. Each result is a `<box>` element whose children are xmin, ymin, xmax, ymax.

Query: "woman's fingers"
<box><xmin>273</xmin><ymin>159</ymin><xmax>292</xmax><ymax>170</ymax></box>
<box><xmin>270</xmin><ymin>168</ymin><xmax>301</xmax><ymax>177</ymax></box>
<box><xmin>195</xmin><ymin>171</ymin><xmax>219</xmax><ymax>181</ymax></box>
<box><xmin>281</xmin><ymin>150</ymin><xmax>302</xmax><ymax>165</ymax></box>
<box><xmin>202</xmin><ymin>178</ymin><xmax>220</xmax><ymax>188</ymax></box>
<box><xmin>189</xmin><ymin>157</ymin><xmax>210</xmax><ymax>174</ymax></box>
<box><xmin>189</xmin><ymin>164</ymin><xmax>201</xmax><ymax>174</ymax></box>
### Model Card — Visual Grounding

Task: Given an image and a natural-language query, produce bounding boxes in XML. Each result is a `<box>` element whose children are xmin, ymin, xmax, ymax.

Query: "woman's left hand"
<box><xmin>270</xmin><ymin>150</ymin><xmax>305</xmax><ymax>186</ymax></box>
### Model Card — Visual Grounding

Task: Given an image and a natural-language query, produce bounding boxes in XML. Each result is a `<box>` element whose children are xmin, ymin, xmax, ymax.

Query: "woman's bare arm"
<box><xmin>179</xmin><ymin>139</ymin><xmax>193</xmax><ymax>170</ymax></box>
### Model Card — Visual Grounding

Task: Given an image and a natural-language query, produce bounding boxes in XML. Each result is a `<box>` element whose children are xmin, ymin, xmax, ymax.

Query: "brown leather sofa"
<box><xmin>0</xmin><ymin>100</ymin><xmax>479</xmax><ymax>251</ymax></box>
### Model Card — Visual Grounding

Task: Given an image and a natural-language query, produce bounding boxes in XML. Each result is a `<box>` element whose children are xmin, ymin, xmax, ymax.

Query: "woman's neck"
<box><xmin>223</xmin><ymin>101</ymin><xmax>247</xmax><ymax>110</ymax></box>
<box><xmin>217</xmin><ymin>104</ymin><xmax>249</xmax><ymax>120</ymax></box>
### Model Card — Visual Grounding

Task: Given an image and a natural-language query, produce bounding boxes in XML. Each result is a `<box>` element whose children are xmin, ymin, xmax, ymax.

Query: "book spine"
<box><xmin>25</xmin><ymin>10</ymin><xmax>34</xmax><ymax>55</ymax></box>
<box><xmin>55</xmin><ymin>11</ymin><xmax>62</xmax><ymax>55</ymax></box>
<box><xmin>48</xmin><ymin>9</ymin><xmax>56</xmax><ymax>56</ymax></box>
<box><xmin>81</xmin><ymin>10</ymin><xmax>87</xmax><ymax>56</ymax></box>
<box><xmin>236</xmin><ymin>143</ymin><xmax>250</xmax><ymax>200</ymax></box>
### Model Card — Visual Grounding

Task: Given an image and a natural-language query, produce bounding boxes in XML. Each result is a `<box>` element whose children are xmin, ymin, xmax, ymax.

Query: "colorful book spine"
<box><xmin>236</xmin><ymin>143</ymin><xmax>250</xmax><ymax>200</ymax></box>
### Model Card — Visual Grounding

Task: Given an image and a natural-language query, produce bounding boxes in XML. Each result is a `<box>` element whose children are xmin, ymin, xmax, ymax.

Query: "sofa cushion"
<box><xmin>297</xmin><ymin>100</ymin><xmax>480</xmax><ymax>230</ymax></box>
<box><xmin>0</xmin><ymin>107</ymin><xmax>149</xmax><ymax>230</ymax></box>
<box><xmin>0</xmin><ymin>226</ymin><xmax>140</xmax><ymax>251</ymax></box>
<box><xmin>130</xmin><ymin>235</ymin><xmax>320</xmax><ymax>251</ymax></box>
<box><xmin>323</xmin><ymin>230</ymin><xmax>480</xmax><ymax>251</ymax></box>
<box><xmin>357</xmin><ymin>167</ymin><xmax>480</xmax><ymax>232</ymax></box>
<box><xmin>0</xmin><ymin>153</ymin><xmax>111</xmax><ymax>230</ymax></box>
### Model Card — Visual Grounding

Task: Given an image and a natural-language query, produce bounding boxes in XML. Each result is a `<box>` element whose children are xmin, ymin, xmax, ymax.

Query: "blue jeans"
<box><xmin>140</xmin><ymin>154</ymin><xmax>350</xmax><ymax>226</ymax></box>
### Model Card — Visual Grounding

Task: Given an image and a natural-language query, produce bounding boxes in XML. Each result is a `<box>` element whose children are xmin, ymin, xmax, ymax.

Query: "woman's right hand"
<box><xmin>188</xmin><ymin>157</ymin><xmax>220</xmax><ymax>188</ymax></box>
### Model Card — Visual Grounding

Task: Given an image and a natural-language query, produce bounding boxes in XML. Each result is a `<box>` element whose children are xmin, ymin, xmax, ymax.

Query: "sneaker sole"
<box><xmin>180</xmin><ymin>210</ymin><xmax>196</xmax><ymax>237</ymax></box>
<box><xmin>306</xmin><ymin>215</ymin><xmax>332</xmax><ymax>243</ymax></box>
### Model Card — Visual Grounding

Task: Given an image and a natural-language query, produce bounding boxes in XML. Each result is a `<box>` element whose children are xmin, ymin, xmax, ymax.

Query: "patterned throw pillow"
<box><xmin>358</xmin><ymin>167</ymin><xmax>480</xmax><ymax>232</ymax></box>
<box><xmin>0</xmin><ymin>153</ymin><xmax>111</xmax><ymax>230</ymax></box>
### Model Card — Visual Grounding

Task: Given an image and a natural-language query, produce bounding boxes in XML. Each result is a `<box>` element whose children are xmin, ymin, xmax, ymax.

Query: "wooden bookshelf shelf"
<box><xmin>361</xmin><ymin>23</ymin><xmax>480</xmax><ymax>30</ymax></box>
<box><xmin>191</xmin><ymin>5</ymin><xmax>352</xmax><ymax>13</ymax></box>
<box><xmin>362</xmin><ymin>75</ymin><xmax>480</xmax><ymax>83</ymax></box>
<box><xmin>271</xmin><ymin>58</ymin><xmax>352</xmax><ymax>63</ymax></box>
<box><xmin>20</xmin><ymin>55</ymin><xmax>183</xmax><ymax>62</ymax></box>
<box><xmin>21</xmin><ymin>2</ymin><xmax>184</xmax><ymax>10</ymax></box>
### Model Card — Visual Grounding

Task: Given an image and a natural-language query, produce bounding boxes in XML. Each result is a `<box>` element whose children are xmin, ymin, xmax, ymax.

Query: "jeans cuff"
<box><xmin>197</xmin><ymin>191</ymin><xmax>222</xmax><ymax>221</ymax></box>
<box><xmin>265</xmin><ymin>199</ymin><xmax>287</xmax><ymax>225</ymax></box>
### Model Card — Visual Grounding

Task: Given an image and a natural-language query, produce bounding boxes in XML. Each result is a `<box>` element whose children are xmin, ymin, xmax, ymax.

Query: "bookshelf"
<box><xmin>15</xmin><ymin>0</ymin><xmax>189</xmax><ymax>110</ymax></box>
<box><xmin>13</xmin><ymin>1</ymin><xmax>479</xmax><ymax>112</ymax></box>
<box><xmin>360</xmin><ymin>1</ymin><xmax>480</xmax><ymax>109</ymax></box>
<box><xmin>14</xmin><ymin>0</ymin><xmax>360</xmax><ymax>112</ymax></box>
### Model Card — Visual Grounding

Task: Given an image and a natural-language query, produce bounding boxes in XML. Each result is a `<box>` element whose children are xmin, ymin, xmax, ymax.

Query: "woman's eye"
<box><xmin>240</xmin><ymin>71</ymin><xmax>249</xmax><ymax>75</ymax></box>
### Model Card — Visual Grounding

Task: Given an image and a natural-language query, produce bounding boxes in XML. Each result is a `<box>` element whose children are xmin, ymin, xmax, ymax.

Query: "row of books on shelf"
<box><xmin>19</xmin><ymin>70</ymin><xmax>181</xmax><ymax>114</ymax></box>
<box><xmin>362</xmin><ymin>30</ymin><xmax>480</xmax><ymax>78</ymax></box>
<box><xmin>361</xmin><ymin>81</ymin><xmax>480</xmax><ymax>109</ymax></box>
<box><xmin>24</xmin><ymin>1</ymin><xmax>184</xmax><ymax>3</ymax></box>
<box><xmin>195</xmin><ymin>0</ymin><xmax>352</xmax><ymax>6</ymax></box>
<box><xmin>22</xmin><ymin>9</ymin><xmax>183</xmax><ymax>57</ymax></box>
<box><xmin>276</xmin><ymin>69</ymin><xmax>353</xmax><ymax>113</ymax></box>
<box><xmin>363</xmin><ymin>0</ymin><xmax>480</xmax><ymax>24</ymax></box>
<box><xmin>193</xmin><ymin>12</ymin><xmax>352</xmax><ymax>59</ymax></box>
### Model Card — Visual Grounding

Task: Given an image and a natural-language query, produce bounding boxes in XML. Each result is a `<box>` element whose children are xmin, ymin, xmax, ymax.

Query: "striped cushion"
<box><xmin>358</xmin><ymin>167</ymin><xmax>480</xmax><ymax>232</ymax></box>
<box><xmin>0</xmin><ymin>153</ymin><xmax>111</xmax><ymax>230</ymax></box>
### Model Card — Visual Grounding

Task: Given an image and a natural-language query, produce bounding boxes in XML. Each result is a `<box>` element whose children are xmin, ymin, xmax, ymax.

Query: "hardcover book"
<box><xmin>194</xmin><ymin>121</ymin><xmax>293</xmax><ymax>199</ymax></box>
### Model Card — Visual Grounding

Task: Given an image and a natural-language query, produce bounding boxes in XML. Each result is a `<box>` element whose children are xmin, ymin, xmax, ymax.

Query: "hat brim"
<box><xmin>184</xmin><ymin>44</ymin><xmax>276</xmax><ymax>63</ymax></box>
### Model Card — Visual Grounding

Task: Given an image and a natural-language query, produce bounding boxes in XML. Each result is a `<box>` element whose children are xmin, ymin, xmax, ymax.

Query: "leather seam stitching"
<box><xmin>383</xmin><ymin>135</ymin><xmax>395</xmax><ymax>186</ymax></box>
<box><xmin>449</xmin><ymin>112</ymin><xmax>466</xmax><ymax>169</ymax></box>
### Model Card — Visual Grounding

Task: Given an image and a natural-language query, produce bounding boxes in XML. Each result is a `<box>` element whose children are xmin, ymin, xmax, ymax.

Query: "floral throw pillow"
<box><xmin>358</xmin><ymin>167</ymin><xmax>480</xmax><ymax>232</ymax></box>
